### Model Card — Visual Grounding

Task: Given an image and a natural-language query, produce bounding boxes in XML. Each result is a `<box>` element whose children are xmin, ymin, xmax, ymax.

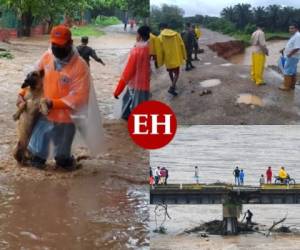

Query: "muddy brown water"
<box><xmin>0</xmin><ymin>25</ymin><xmax>149</xmax><ymax>249</ymax></box>
<box><xmin>150</xmin><ymin>126</ymin><xmax>300</xmax><ymax>249</ymax></box>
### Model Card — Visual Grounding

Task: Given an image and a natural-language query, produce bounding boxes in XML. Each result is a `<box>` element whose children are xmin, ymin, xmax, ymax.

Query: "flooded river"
<box><xmin>150</xmin><ymin>126</ymin><xmax>300</xmax><ymax>249</ymax></box>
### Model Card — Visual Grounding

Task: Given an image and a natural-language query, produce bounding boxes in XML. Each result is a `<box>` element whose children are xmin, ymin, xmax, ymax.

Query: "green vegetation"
<box><xmin>0</xmin><ymin>0</ymin><xmax>149</xmax><ymax>37</ymax></box>
<box><xmin>150</xmin><ymin>4</ymin><xmax>184</xmax><ymax>34</ymax></box>
<box><xmin>71</xmin><ymin>25</ymin><xmax>104</xmax><ymax>37</ymax></box>
<box><xmin>151</xmin><ymin>3</ymin><xmax>296</xmax><ymax>44</ymax></box>
<box><xmin>0</xmin><ymin>51</ymin><xmax>13</xmax><ymax>59</ymax></box>
<box><xmin>93</xmin><ymin>16</ymin><xmax>121</xmax><ymax>26</ymax></box>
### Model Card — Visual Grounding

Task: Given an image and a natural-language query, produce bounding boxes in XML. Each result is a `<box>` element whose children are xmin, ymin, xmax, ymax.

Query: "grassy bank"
<box><xmin>71</xmin><ymin>25</ymin><xmax>104</xmax><ymax>37</ymax></box>
<box><xmin>233</xmin><ymin>32</ymin><xmax>289</xmax><ymax>45</ymax></box>
<box><xmin>71</xmin><ymin>16</ymin><xmax>121</xmax><ymax>37</ymax></box>
<box><xmin>93</xmin><ymin>16</ymin><xmax>121</xmax><ymax>26</ymax></box>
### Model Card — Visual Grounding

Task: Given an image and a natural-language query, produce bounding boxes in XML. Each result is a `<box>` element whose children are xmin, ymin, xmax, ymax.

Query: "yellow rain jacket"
<box><xmin>158</xmin><ymin>29</ymin><xmax>186</xmax><ymax>69</ymax></box>
<box><xmin>279</xmin><ymin>168</ymin><xmax>287</xmax><ymax>179</ymax></box>
<box><xmin>195</xmin><ymin>27</ymin><xmax>202</xmax><ymax>39</ymax></box>
<box><xmin>149</xmin><ymin>33</ymin><xmax>163</xmax><ymax>67</ymax></box>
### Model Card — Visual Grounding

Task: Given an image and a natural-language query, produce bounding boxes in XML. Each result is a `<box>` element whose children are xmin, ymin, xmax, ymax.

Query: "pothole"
<box><xmin>200</xmin><ymin>79</ymin><xmax>221</xmax><ymax>88</ymax></box>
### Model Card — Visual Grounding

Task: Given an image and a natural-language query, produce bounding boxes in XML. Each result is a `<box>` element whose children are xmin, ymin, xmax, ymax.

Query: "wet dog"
<box><xmin>12</xmin><ymin>70</ymin><xmax>49</xmax><ymax>164</ymax></box>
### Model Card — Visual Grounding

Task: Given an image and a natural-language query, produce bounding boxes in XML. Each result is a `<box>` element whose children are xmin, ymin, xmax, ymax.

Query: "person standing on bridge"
<box><xmin>155</xmin><ymin>166</ymin><xmax>161</xmax><ymax>185</ymax></box>
<box><xmin>250</xmin><ymin>23</ymin><xmax>268</xmax><ymax>86</ymax></box>
<box><xmin>76</xmin><ymin>37</ymin><xmax>105</xmax><ymax>67</ymax></box>
<box><xmin>279</xmin><ymin>23</ymin><xmax>300</xmax><ymax>91</ymax></box>
<box><xmin>194</xmin><ymin>166</ymin><xmax>199</xmax><ymax>184</ymax></box>
<box><xmin>158</xmin><ymin>23</ymin><xmax>186</xmax><ymax>96</ymax></box>
<box><xmin>266</xmin><ymin>166</ymin><xmax>273</xmax><ymax>184</ymax></box>
<box><xmin>233</xmin><ymin>166</ymin><xmax>240</xmax><ymax>186</ymax></box>
<box><xmin>113</xmin><ymin>26</ymin><xmax>150</xmax><ymax>120</ymax></box>
<box><xmin>278</xmin><ymin>166</ymin><xmax>288</xmax><ymax>183</ymax></box>
<box><xmin>259</xmin><ymin>174</ymin><xmax>265</xmax><ymax>186</ymax></box>
<box><xmin>239</xmin><ymin>169</ymin><xmax>245</xmax><ymax>185</ymax></box>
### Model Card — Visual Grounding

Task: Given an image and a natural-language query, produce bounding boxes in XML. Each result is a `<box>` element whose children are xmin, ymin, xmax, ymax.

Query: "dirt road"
<box><xmin>0</xmin><ymin>25</ymin><xmax>149</xmax><ymax>249</ymax></box>
<box><xmin>151</xmin><ymin>28</ymin><xmax>300</xmax><ymax>125</ymax></box>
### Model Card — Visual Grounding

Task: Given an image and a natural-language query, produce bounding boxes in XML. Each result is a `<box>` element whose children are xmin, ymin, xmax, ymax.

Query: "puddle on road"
<box><xmin>199</xmin><ymin>79</ymin><xmax>222</xmax><ymax>88</ymax></box>
<box><xmin>220</xmin><ymin>63</ymin><xmax>233</xmax><ymax>67</ymax></box>
<box><xmin>236</xmin><ymin>94</ymin><xmax>264</xmax><ymax>107</ymax></box>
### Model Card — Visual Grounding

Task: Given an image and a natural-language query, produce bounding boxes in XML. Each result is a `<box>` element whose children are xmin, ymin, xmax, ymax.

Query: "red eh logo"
<box><xmin>128</xmin><ymin>100</ymin><xmax>177</xmax><ymax>149</ymax></box>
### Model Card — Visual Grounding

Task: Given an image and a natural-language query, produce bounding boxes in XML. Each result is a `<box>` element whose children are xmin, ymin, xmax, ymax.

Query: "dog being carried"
<box><xmin>13</xmin><ymin>70</ymin><xmax>49</xmax><ymax>164</ymax></box>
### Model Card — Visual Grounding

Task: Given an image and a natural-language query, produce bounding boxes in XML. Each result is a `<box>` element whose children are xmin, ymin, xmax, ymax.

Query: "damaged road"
<box><xmin>151</xmin><ymin>28</ymin><xmax>300</xmax><ymax>125</ymax></box>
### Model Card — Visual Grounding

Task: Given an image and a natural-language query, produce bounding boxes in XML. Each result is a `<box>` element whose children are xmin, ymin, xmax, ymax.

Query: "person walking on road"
<box><xmin>157</xmin><ymin>23</ymin><xmax>186</xmax><ymax>96</ymax></box>
<box><xmin>77</xmin><ymin>36</ymin><xmax>105</xmax><ymax>67</ymax></box>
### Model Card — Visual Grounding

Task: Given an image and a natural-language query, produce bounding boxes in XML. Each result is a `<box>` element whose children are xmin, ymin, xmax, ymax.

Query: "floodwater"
<box><xmin>0</xmin><ymin>177</ymin><xmax>149</xmax><ymax>249</ymax></box>
<box><xmin>0</xmin><ymin>25</ymin><xmax>150</xmax><ymax>249</ymax></box>
<box><xmin>229</xmin><ymin>39</ymin><xmax>300</xmax><ymax>72</ymax></box>
<box><xmin>150</xmin><ymin>126</ymin><xmax>300</xmax><ymax>249</ymax></box>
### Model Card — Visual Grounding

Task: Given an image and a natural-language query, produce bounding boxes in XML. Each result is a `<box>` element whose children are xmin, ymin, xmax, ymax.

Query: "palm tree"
<box><xmin>253</xmin><ymin>6</ymin><xmax>266</xmax><ymax>27</ymax></box>
<box><xmin>266</xmin><ymin>5</ymin><xmax>281</xmax><ymax>32</ymax></box>
<box><xmin>233</xmin><ymin>4</ymin><xmax>252</xmax><ymax>29</ymax></box>
<box><xmin>221</xmin><ymin>6</ymin><xmax>235</xmax><ymax>23</ymax></box>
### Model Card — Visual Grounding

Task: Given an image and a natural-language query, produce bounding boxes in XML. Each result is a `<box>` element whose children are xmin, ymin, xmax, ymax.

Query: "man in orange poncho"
<box><xmin>17</xmin><ymin>25</ymin><xmax>90</xmax><ymax>170</ymax></box>
<box><xmin>114</xmin><ymin>26</ymin><xmax>150</xmax><ymax>120</ymax></box>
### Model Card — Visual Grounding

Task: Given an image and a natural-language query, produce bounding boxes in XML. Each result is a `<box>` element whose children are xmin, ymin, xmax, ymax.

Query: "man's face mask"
<box><xmin>51</xmin><ymin>44</ymin><xmax>72</xmax><ymax>60</ymax></box>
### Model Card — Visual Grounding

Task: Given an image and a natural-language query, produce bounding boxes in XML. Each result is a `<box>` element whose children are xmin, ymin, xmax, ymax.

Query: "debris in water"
<box><xmin>236</xmin><ymin>94</ymin><xmax>264</xmax><ymax>107</ymax></box>
<box><xmin>20</xmin><ymin>231</ymin><xmax>39</xmax><ymax>240</ymax></box>
<box><xmin>200</xmin><ymin>79</ymin><xmax>221</xmax><ymax>88</ymax></box>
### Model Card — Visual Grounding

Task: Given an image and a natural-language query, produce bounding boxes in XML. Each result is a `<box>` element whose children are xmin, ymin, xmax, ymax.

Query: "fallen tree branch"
<box><xmin>266</xmin><ymin>215</ymin><xmax>287</xmax><ymax>237</ymax></box>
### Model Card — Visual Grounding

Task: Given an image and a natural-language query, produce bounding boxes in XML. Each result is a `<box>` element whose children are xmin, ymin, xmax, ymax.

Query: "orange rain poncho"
<box><xmin>33</xmin><ymin>48</ymin><xmax>104</xmax><ymax>156</ymax></box>
<box><xmin>114</xmin><ymin>41</ymin><xmax>150</xmax><ymax>97</ymax></box>
<box><xmin>114</xmin><ymin>41</ymin><xmax>150</xmax><ymax>119</ymax></box>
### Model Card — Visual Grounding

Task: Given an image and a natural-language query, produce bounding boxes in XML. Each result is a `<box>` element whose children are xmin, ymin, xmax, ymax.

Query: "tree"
<box><xmin>221</xmin><ymin>6</ymin><xmax>235</xmax><ymax>23</ymax></box>
<box><xmin>150</xmin><ymin>4</ymin><xmax>184</xmax><ymax>34</ymax></box>
<box><xmin>253</xmin><ymin>6</ymin><xmax>267</xmax><ymax>27</ymax></box>
<box><xmin>233</xmin><ymin>4</ymin><xmax>252</xmax><ymax>29</ymax></box>
<box><xmin>266</xmin><ymin>5</ymin><xmax>281</xmax><ymax>32</ymax></box>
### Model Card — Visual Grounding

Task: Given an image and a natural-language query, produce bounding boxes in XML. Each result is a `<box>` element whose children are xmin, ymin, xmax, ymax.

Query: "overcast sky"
<box><xmin>151</xmin><ymin>0</ymin><xmax>300</xmax><ymax>17</ymax></box>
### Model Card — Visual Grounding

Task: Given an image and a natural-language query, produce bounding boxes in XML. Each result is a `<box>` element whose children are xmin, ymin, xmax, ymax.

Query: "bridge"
<box><xmin>150</xmin><ymin>183</ymin><xmax>300</xmax><ymax>205</ymax></box>
<box><xmin>150</xmin><ymin>183</ymin><xmax>300</xmax><ymax>235</ymax></box>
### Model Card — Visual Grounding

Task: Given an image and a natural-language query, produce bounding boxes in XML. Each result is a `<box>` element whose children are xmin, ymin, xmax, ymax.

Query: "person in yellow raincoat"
<box><xmin>278</xmin><ymin>166</ymin><xmax>288</xmax><ymax>182</ymax></box>
<box><xmin>193</xmin><ymin>24</ymin><xmax>201</xmax><ymax>61</ymax></box>
<box><xmin>250</xmin><ymin>24</ymin><xmax>269</xmax><ymax>85</ymax></box>
<box><xmin>149</xmin><ymin>33</ymin><xmax>162</xmax><ymax>68</ymax></box>
<box><xmin>158</xmin><ymin>23</ymin><xmax>186</xmax><ymax>96</ymax></box>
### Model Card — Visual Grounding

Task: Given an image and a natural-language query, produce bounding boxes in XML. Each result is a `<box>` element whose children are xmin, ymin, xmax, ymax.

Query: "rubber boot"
<box><xmin>279</xmin><ymin>75</ymin><xmax>293</xmax><ymax>91</ymax></box>
<box><xmin>291</xmin><ymin>75</ymin><xmax>297</xmax><ymax>90</ymax></box>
